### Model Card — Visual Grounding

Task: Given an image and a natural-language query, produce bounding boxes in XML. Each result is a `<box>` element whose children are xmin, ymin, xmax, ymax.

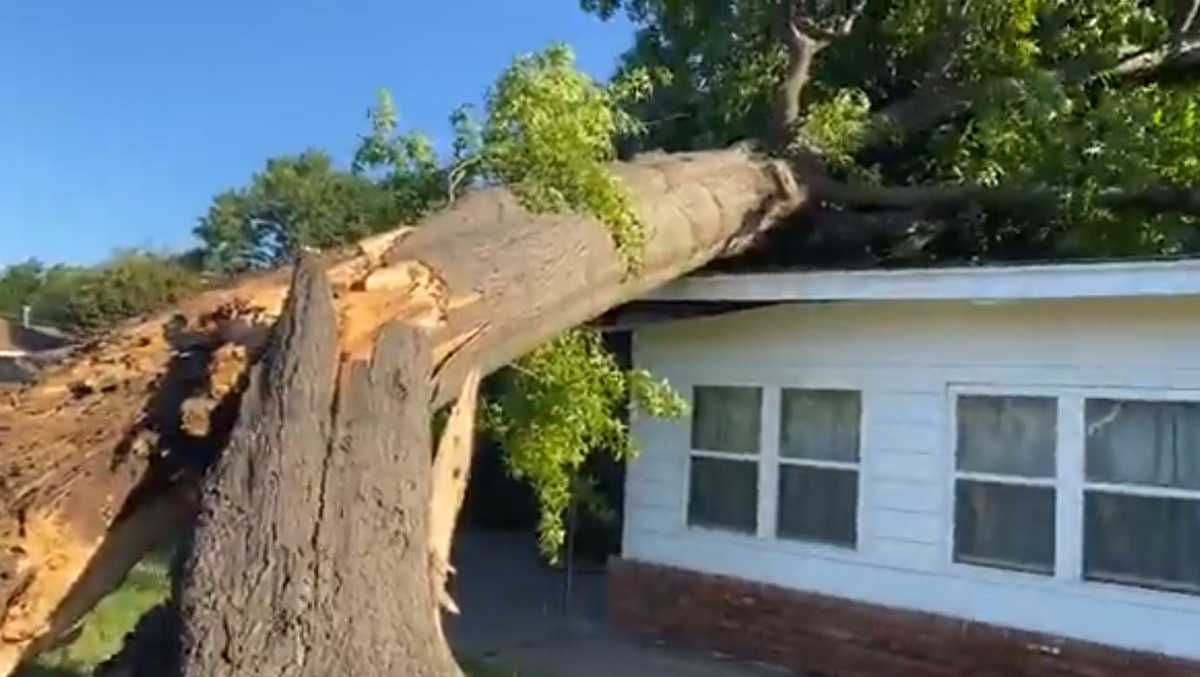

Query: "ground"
<box><xmin>18</xmin><ymin>529</ymin><xmax>784</xmax><ymax>677</ymax></box>
<box><xmin>449</xmin><ymin>529</ymin><xmax>785</xmax><ymax>677</ymax></box>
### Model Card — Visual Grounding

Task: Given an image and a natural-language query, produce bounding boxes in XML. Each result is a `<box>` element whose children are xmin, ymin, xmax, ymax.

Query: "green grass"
<box><xmin>17</xmin><ymin>560</ymin><xmax>529</xmax><ymax>677</ymax></box>
<box><xmin>18</xmin><ymin>559</ymin><xmax>170</xmax><ymax>677</ymax></box>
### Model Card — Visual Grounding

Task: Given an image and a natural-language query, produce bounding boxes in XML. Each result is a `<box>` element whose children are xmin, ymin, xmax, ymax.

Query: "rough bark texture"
<box><xmin>0</xmin><ymin>147</ymin><xmax>805</xmax><ymax>673</ymax></box>
<box><xmin>174</xmin><ymin>261</ymin><xmax>461</xmax><ymax>677</ymax></box>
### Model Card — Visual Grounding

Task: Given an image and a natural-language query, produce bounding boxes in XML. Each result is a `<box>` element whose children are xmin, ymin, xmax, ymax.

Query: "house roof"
<box><xmin>647</xmin><ymin>258</ymin><xmax>1200</xmax><ymax>304</ymax></box>
<box><xmin>0</xmin><ymin>316</ymin><xmax>73</xmax><ymax>356</ymax></box>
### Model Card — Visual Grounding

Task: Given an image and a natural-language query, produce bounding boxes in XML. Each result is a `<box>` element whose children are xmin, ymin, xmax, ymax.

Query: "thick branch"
<box><xmin>855</xmin><ymin>38</ymin><xmax>1200</xmax><ymax>153</ymax></box>
<box><xmin>771</xmin><ymin>0</ymin><xmax>867</xmax><ymax>148</ymax></box>
<box><xmin>813</xmin><ymin>176</ymin><xmax>1200</xmax><ymax>216</ymax></box>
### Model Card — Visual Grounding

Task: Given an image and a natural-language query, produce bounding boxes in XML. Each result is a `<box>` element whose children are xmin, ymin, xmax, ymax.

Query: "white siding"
<box><xmin>625</xmin><ymin>296</ymin><xmax>1200</xmax><ymax>660</ymax></box>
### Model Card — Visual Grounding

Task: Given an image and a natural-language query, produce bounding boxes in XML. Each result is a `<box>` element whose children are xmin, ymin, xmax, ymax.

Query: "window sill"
<box><xmin>946</xmin><ymin>560</ymin><xmax>1200</xmax><ymax>614</ymax></box>
<box><xmin>683</xmin><ymin>523</ymin><xmax>865</xmax><ymax>565</ymax></box>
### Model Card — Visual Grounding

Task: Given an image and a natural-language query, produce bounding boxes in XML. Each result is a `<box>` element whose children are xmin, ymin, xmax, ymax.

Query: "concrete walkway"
<box><xmin>447</xmin><ymin>530</ymin><xmax>789</xmax><ymax>677</ymax></box>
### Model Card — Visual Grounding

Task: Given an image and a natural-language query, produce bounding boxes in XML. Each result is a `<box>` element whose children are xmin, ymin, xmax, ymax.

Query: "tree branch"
<box><xmin>813</xmin><ymin>177</ymin><xmax>1200</xmax><ymax>216</ymax></box>
<box><xmin>771</xmin><ymin>0</ymin><xmax>867</xmax><ymax>148</ymax></box>
<box><xmin>855</xmin><ymin>37</ymin><xmax>1200</xmax><ymax>153</ymax></box>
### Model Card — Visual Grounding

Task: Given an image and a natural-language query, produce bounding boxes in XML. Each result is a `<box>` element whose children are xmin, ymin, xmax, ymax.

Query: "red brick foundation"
<box><xmin>608</xmin><ymin>558</ymin><xmax>1200</xmax><ymax>676</ymax></box>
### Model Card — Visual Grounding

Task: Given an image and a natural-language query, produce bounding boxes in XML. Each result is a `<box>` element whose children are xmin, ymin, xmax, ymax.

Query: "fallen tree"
<box><xmin>0</xmin><ymin>147</ymin><xmax>805</xmax><ymax>674</ymax></box>
<box><xmin>6</xmin><ymin>1</ymin><xmax>1200</xmax><ymax>674</ymax></box>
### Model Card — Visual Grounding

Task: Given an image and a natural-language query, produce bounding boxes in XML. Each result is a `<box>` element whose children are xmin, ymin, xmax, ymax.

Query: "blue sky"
<box><xmin>0</xmin><ymin>1</ymin><xmax>633</xmax><ymax>267</ymax></box>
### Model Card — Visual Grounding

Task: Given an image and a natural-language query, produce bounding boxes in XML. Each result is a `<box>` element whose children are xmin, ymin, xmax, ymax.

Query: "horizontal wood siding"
<box><xmin>625</xmin><ymin>296</ymin><xmax>1200</xmax><ymax>661</ymax></box>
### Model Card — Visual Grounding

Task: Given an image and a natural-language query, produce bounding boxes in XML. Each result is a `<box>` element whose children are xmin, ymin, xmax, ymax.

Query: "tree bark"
<box><xmin>173</xmin><ymin>260</ymin><xmax>461</xmax><ymax>676</ymax></box>
<box><xmin>0</xmin><ymin>147</ymin><xmax>805</xmax><ymax>673</ymax></box>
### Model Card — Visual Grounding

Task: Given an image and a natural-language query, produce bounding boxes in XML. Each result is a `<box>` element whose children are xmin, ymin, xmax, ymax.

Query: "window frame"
<box><xmin>775</xmin><ymin>388</ymin><xmax>863</xmax><ymax>549</ymax></box>
<box><xmin>949</xmin><ymin>391</ymin><xmax>1060</xmax><ymax>576</ymax></box>
<box><xmin>946</xmin><ymin>383</ymin><xmax>1200</xmax><ymax>605</ymax></box>
<box><xmin>680</xmin><ymin>380</ymin><xmax>867</xmax><ymax>557</ymax></box>
<box><xmin>1081</xmin><ymin>397</ymin><xmax>1200</xmax><ymax>596</ymax></box>
<box><xmin>683</xmin><ymin>384</ymin><xmax>764</xmax><ymax>535</ymax></box>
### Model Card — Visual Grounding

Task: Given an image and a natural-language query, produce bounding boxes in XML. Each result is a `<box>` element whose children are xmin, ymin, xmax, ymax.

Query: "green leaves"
<box><xmin>195</xmin><ymin>151</ymin><xmax>397</xmax><ymax>272</ymax></box>
<box><xmin>486</xmin><ymin>329</ymin><xmax>685</xmax><ymax>560</ymax></box>
<box><xmin>481</xmin><ymin>43</ymin><xmax>651</xmax><ymax>270</ymax></box>
<box><xmin>0</xmin><ymin>251</ymin><xmax>202</xmax><ymax>333</ymax></box>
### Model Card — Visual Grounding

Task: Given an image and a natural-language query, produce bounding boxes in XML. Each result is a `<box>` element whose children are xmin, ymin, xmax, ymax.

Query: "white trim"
<box><xmin>778</xmin><ymin>457</ymin><xmax>859</xmax><ymax>471</ymax></box>
<box><xmin>1057</xmin><ymin>396</ymin><xmax>1086</xmax><ymax>583</ymax></box>
<box><xmin>954</xmin><ymin>471</ymin><xmax>1056</xmax><ymax>487</ymax></box>
<box><xmin>0</xmin><ymin>350</ymin><xmax>29</xmax><ymax>358</ymax></box>
<box><xmin>690</xmin><ymin>449</ymin><xmax>758</xmax><ymax>461</ymax></box>
<box><xmin>1084</xmin><ymin>482</ymin><xmax>1200</xmax><ymax>501</ymax></box>
<box><xmin>646</xmin><ymin>258</ymin><xmax>1200</xmax><ymax>303</ymax></box>
<box><xmin>757</xmin><ymin>387</ymin><xmax>781</xmax><ymax>540</ymax></box>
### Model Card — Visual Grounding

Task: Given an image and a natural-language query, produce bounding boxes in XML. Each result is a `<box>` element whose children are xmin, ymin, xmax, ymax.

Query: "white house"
<box><xmin>610</xmin><ymin>259</ymin><xmax>1200</xmax><ymax>676</ymax></box>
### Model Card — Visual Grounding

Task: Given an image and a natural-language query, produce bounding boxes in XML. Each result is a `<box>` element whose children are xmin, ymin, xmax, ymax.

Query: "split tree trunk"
<box><xmin>174</xmin><ymin>261</ymin><xmax>460</xmax><ymax>676</ymax></box>
<box><xmin>0</xmin><ymin>147</ymin><xmax>805</xmax><ymax>674</ymax></box>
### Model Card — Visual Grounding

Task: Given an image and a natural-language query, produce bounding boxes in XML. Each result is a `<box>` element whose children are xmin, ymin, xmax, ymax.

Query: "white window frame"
<box><xmin>681</xmin><ymin>380</ymin><xmax>866</xmax><ymax>557</ymax></box>
<box><xmin>946</xmin><ymin>383</ymin><xmax>1200</xmax><ymax>607</ymax></box>
<box><xmin>948</xmin><ymin>389</ymin><xmax>1061</xmax><ymax>577</ymax></box>
<box><xmin>774</xmin><ymin>388</ymin><xmax>863</xmax><ymax>550</ymax></box>
<box><xmin>683</xmin><ymin>384</ymin><xmax>764</xmax><ymax>536</ymax></box>
<box><xmin>1080</xmin><ymin>394</ymin><xmax>1200</xmax><ymax>596</ymax></box>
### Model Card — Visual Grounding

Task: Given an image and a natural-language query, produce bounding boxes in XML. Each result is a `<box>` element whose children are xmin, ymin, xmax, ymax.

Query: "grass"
<box><xmin>17</xmin><ymin>560</ymin><xmax>529</xmax><ymax>677</ymax></box>
<box><xmin>18</xmin><ymin>559</ymin><xmax>170</xmax><ymax>677</ymax></box>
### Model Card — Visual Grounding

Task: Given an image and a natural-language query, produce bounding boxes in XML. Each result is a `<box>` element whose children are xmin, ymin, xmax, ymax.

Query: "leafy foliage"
<box><xmin>587</xmin><ymin>0</ymin><xmax>1200</xmax><ymax>260</ymax></box>
<box><xmin>0</xmin><ymin>259</ymin><xmax>47</xmax><ymax>318</ymax></box>
<box><xmin>194</xmin><ymin>151</ymin><xmax>397</xmax><ymax>272</ymax></box>
<box><xmin>479</xmin><ymin>44</ymin><xmax>656</xmax><ymax>269</ymax></box>
<box><xmin>352</xmin><ymin>90</ymin><xmax>448</xmax><ymax>222</ymax></box>
<box><xmin>486</xmin><ymin>329</ymin><xmax>685</xmax><ymax>559</ymax></box>
<box><xmin>0</xmin><ymin>252</ymin><xmax>200</xmax><ymax>333</ymax></box>
<box><xmin>59</xmin><ymin>251</ymin><xmax>202</xmax><ymax>332</ymax></box>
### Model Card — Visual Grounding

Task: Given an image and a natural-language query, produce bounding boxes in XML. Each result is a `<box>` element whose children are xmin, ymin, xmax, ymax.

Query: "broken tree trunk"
<box><xmin>174</xmin><ymin>261</ymin><xmax>461</xmax><ymax>676</ymax></box>
<box><xmin>0</xmin><ymin>147</ymin><xmax>805</xmax><ymax>674</ymax></box>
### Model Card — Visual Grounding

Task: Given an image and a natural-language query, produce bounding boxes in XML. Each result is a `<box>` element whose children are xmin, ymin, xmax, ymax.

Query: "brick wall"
<box><xmin>608</xmin><ymin>558</ymin><xmax>1200</xmax><ymax>676</ymax></box>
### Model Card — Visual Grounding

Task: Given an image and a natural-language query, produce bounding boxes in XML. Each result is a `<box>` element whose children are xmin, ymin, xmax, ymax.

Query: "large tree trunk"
<box><xmin>0</xmin><ymin>147</ymin><xmax>804</xmax><ymax>674</ymax></box>
<box><xmin>174</xmin><ymin>261</ymin><xmax>460</xmax><ymax>676</ymax></box>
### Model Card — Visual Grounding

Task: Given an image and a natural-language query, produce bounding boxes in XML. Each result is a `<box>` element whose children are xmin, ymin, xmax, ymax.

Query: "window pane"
<box><xmin>1084</xmin><ymin>492</ymin><xmax>1200</xmax><ymax>595</ymax></box>
<box><xmin>957</xmin><ymin>395</ymin><xmax>1056</xmax><ymax>477</ymax></box>
<box><xmin>1086</xmin><ymin>399</ymin><xmax>1200</xmax><ymax>490</ymax></box>
<box><xmin>777</xmin><ymin>465</ymin><xmax>857</xmax><ymax>547</ymax></box>
<box><xmin>780</xmin><ymin>389</ymin><xmax>861</xmax><ymax>462</ymax></box>
<box><xmin>955</xmin><ymin>480</ymin><xmax>1055</xmax><ymax>574</ymax></box>
<box><xmin>691</xmin><ymin>386</ymin><xmax>762</xmax><ymax>454</ymax></box>
<box><xmin>687</xmin><ymin>456</ymin><xmax>758</xmax><ymax>533</ymax></box>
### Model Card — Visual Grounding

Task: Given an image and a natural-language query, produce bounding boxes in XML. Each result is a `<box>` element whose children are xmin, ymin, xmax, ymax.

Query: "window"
<box><xmin>776</xmin><ymin>389</ymin><xmax>860</xmax><ymax>547</ymax></box>
<box><xmin>953</xmin><ymin>395</ymin><xmax>1057</xmax><ymax>575</ymax></box>
<box><xmin>1084</xmin><ymin>399</ymin><xmax>1200</xmax><ymax>595</ymax></box>
<box><xmin>687</xmin><ymin>385</ymin><xmax>761</xmax><ymax>533</ymax></box>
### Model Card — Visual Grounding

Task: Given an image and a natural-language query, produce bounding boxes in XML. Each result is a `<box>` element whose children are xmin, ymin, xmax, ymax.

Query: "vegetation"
<box><xmin>20</xmin><ymin>560</ymin><xmax>168</xmax><ymax>677</ymax></box>
<box><xmin>0</xmin><ymin>252</ymin><xmax>200</xmax><ymax>333</ymax></box>
<box><xmin>589</xmin><ymin>0</ymin><xmax>1200</xmax><ymax>261</ymax></box>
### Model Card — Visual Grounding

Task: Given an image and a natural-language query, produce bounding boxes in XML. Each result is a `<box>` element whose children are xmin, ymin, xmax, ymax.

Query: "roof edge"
<box><xmin>648</xmin><ymin>259</ymin><xmax>1200</xmax><ymax>303</ymax></box>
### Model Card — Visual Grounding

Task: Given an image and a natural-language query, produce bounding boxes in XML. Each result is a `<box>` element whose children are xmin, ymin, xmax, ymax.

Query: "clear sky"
<box><xmin>0</xmin><ymin>1</ymin><xmax>633</xmax><ymax>267</ymax></box>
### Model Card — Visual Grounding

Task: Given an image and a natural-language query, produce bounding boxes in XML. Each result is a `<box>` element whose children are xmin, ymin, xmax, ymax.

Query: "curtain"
<box><xmin>691</xmin><ymin>385</ymin><xmax>762</xmax><ymax>454</ymax></box>
<box><xmin>780</xmin><ymin>389</ymin><xmax>861</xmax><ymax>462</ymax></box>
<box><xmin>1086</xmin><ymin>399</ymin><xmax>1200</xmax><ymax>490</ymax></box>
<box><xmin>957</xmin><ymin>395</ymin><xmax>1056</xmax><ymax>477</ymax></box>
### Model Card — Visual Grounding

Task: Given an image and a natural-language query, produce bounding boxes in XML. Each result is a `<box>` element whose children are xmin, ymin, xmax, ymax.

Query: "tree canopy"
<box><xmin>589</xmin><ymin>0</ymin><xmax>1200</xmax><ymax>262</ymax></box>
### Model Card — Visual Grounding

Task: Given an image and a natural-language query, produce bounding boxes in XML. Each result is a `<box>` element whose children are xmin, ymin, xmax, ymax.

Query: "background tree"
<box><xmin>194</xmin><ymin>151</ymin><xmax>398</xmax><ymax>272</ymax></box>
